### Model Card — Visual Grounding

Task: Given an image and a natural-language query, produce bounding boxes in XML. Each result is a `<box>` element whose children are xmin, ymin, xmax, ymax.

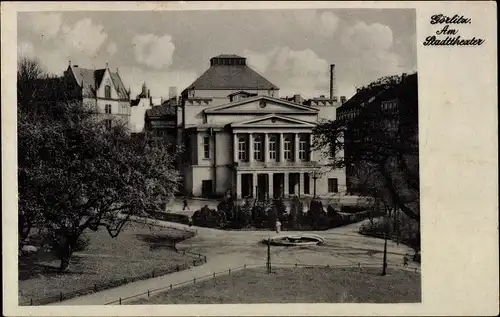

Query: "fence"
<box><xmin>102</xmin><ymin>261</ymin><xmax>421</xmax><ymax>305</ymax></box>
<box><xmin>20</xmin><ymin>256</ymin><xmax>207</xmax><ymax>306</ymax></box>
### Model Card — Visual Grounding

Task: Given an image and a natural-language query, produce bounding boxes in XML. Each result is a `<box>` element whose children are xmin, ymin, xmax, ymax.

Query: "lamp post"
<box><xmin>312</xmin><ymin>162</ymin><xmax>320</xmax><ymax>198</ymax></box>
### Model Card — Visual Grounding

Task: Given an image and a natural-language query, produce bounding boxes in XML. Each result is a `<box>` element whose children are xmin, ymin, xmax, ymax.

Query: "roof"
<box><xmin>184</xmin><ymin>64</ymin><xmax>279</xmax><ymax>91</ymax></box>
<box><xmin>146</xmin><ymin>104</ymin><xmax>176</xmax><ymax>118</ymax></box>
<box><xmin>337</xmin><ymin>73</ymin><xmax>417</xmax><ymax>112</ymax></box>
<box><xmin>68</xmin><ymin>66</ymin><xmax>129</xmax><ymax>100</ymax></box>
<box><xmin>213</xmin><ymin>54</ymin><xmax>244</xmax><ymax>59</ymax></box>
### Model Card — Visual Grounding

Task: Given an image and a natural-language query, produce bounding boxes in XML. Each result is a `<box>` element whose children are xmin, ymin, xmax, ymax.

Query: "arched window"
<box><xmin>105</xmin><ymin>85</ymin><xmax>111</xmax><ymax>99</ymax></box>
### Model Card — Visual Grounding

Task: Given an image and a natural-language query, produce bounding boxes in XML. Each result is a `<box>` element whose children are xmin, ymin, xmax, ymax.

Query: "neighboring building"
<box><xmin>144</xmin><ymin>97</ymin><xmax>178</xmax><ymax>147</ymax></box>
<box><xmin>336</xmin><ymin>73</ymin><xmax>418</xmax><ymax>193</ymax></box>
<box><xmin>130</xmin><ymin>82</ymin><xmax>163</xmax><ymax>133</ymax></box>
<box><xmin>62</xmin><ymin>62</ymin><xmax>131</xmax><ymax>129</ymax></box>
<box><xmin>176</xmin><ymin>54</ymin><xmax>346</xmax><ymax>199</ymax></box>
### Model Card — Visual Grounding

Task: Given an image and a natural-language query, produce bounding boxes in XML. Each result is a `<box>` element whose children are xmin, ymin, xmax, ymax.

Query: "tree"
<box><xmin>313</xmin><ymin>73</ymin><xmax>419</xmax><ymax>223</ymax></box>
<box><xmin>313</xmin><ymin>73</ymin><xmax>419</xmax><ymax>274</ymax></box>
<box><xmin>17</xmin><ymin>58</ymin><xmax>181</xmax><ymax>271</ymax></box>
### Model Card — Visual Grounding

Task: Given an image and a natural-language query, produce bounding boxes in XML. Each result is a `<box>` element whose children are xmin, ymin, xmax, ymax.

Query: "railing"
<box><xmin>235</xmin><ymin>161</ymin><xmax>319</xmax><ymax>168</ymax></box>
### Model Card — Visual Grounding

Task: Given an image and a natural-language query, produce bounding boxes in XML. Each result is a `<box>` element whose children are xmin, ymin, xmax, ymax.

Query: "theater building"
<box><xmin>179</xmin><ymin>54</ymin><xmax>346</xmax><ymax>199</ymax></box>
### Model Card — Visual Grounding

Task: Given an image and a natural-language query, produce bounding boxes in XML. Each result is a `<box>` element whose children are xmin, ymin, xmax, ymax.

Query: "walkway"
<box><xmin>52</xmin><ymin>218</ymin><xmax>419</xmax><ymax>305</ymax></box>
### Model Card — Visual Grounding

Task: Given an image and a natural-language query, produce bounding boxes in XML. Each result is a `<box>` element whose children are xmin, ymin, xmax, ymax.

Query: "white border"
<box><xmin>2</xmin><ymin>1</ymin><xmax>498</xmax><ymax>316</ymax></box>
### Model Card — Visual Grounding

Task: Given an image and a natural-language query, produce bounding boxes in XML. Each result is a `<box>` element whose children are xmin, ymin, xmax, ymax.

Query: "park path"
<box><xmin>52</xmin><ymin>218</ymin><xmax>419</xmax><ymax>305</ymax></box>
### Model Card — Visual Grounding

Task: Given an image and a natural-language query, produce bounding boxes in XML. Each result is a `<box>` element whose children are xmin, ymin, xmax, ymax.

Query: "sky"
<box><xmin>17</xmin><ymin>9</ymin><xmax>417</xmax><ymax>99</ymax></box>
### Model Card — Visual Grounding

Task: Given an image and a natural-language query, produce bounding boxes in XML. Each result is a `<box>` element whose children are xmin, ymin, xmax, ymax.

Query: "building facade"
<box><xmin>336</xmin><ymin>73</ymin><xmax>418</xmax><ymax>193</ymax></box>
<box><xmin>178</xmin><ymin>54</ymin><xmax>347</xmax><ymax>199</ymax></box>
<box><xmin>63</xmin><ymin>62</ymin><xmax>131</xmax><ymax>129</ymax></box>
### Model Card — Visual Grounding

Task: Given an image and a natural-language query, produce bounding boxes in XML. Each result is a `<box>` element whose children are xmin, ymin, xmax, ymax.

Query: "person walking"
<box><xmin>403</xmin><ymin>254</ymin><xmax>409</xmax><ymax>267</ymax></box>
<box><xmin>182</xmin><ymin>197</ymin><xmax>190</xmax><ymax>212</ymax></box>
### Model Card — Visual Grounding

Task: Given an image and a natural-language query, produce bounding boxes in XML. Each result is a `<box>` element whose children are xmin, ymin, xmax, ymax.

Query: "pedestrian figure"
<box><xmin>403</xmin><ymin>254</ymin><xmax>409</xmax><ymax>266</ymax></box>
<box><xmin>276</xmin><ymin>219</ymin><xmax>282</xmax><ymax>234</ymax></box>
<box><xmin>182</xmin><ymin>198</ymin><xmax>190</xmax><ymax>212</ymax></box>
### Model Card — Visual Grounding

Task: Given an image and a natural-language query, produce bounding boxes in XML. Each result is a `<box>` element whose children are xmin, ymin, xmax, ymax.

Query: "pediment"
<box><xmin>205</xmin><ymin>96</ymin><xmax>318</xmax><ymax>114</ymax></box>
<box><xmin>231</xmin><ymin>114</ymin><xmax>316</xmax><ymax>128</ymax></box>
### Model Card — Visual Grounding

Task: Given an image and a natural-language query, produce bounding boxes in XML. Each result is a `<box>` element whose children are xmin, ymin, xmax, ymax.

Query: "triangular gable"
<box><xmin>231</xmin><ymin>114</ymin><xmax>316</xmax><ymax>128</ymax></box>
<box><xmin>205</xmin><ymin>96</ymin><xmax>318</xmax><ymax>114</ymax></box>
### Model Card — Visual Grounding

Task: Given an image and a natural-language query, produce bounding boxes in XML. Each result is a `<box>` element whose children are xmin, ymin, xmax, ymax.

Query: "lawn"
<box><xmin>18</xmin><ymin>221</ymin><xmax>198</xmax><ymax>305</ymax></box>
<box><xmin>132</xmin><ymin>266</ymin><xmax>421</xmax><ymax>304</ymax></box>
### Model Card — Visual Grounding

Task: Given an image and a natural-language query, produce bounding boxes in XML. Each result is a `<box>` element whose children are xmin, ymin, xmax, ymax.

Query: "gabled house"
<box><xmin>63</xmin><ymin>62</ymin><xmax>131</xmax><ymax>129</ymax></box>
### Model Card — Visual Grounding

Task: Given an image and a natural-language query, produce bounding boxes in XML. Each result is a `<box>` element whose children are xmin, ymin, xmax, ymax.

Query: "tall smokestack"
<box><xmin>330</xmin><ymin>64</ymin><xmax>336</xmax><ymax>100</ymax></box>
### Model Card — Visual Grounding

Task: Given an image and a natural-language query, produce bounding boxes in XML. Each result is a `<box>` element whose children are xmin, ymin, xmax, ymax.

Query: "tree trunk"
<box><xmin>59</xmin><ymin>234</ymin><xmax>78</xmax><ymax>272</ymax></box>
<box><xmin>381</xmin><ymin>218</ymin><xmax>388</xmax><ymax>276</ymax></box>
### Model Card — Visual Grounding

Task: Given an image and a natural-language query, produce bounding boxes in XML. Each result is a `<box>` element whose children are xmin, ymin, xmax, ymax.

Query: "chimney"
<box><xmin>330</xmin><ymin>64</ymin><xmax>336</xmax><ymax>100</ymax></box>
<box><xmin>293</xmin><ymin>94</ymin><xmax>301</xmax><ymax>103</ymax></box>
<box><xmin>147</xmin><ymin>89</ymin><xmax>150</xmax><ymax>98</ymax></box>
<box><xmin>169</xmin><ymin>86</ymin><xmax>177</xmax><ymax>100</ymax></box>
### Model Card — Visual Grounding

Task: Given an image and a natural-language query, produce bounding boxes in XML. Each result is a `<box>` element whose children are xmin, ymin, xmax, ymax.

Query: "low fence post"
<box><xmin>170</xmin><ymin>284</ymin><xmax>172</xmax><ymax>290</ymax></box>
<box><xmin>193</xmin><ymin>259</ymin><xmax>196</xmax><ymax>266</ymax></box>
<box><xmin>213</xmin><ymin>272</ymin><xmax>216</xmax><ymax>278</ymax></box>
<box><xmin>193</xmin><ymin>278</ymin><xmax>196</xmax><ymax>284</ymax></box>
<box><xmin>244</xmin><ymin>264</ymin><xmax>246</xmax><ymax>269</ymax></box>
<box><xmin>30</xmin><ymin>298</ymin><xmax>33</xmax><ymax>306</ymax></box>
<box><xmin>204</xmin><ymin>256</ymin><xmax>207</xmax><ymax>263</ymax></box>
<box><xmin>152</xmin><ymin>270</ymin><xmax>155</xmax><ymax>278</ymax></box>
<box><xmin>148</xmin><ymin>289</ymin><xmax>150</xmax><ymax>297</ymax></box>
<box><xmin>59</xmin><ymin>292</ymin><xmax>63</xmax><ymax>302</ymax></box>
<box><xmin>119</xmin><ymin>298</ymin><xmax>122</xmax><ymax>305</ymax></box>
<box><xmin>228</xmin><ymin>269</ymin><xmax>231</xmax><ymax>275</ymax></box>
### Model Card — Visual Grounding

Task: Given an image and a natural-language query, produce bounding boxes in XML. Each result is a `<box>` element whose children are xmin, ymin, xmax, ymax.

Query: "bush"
<box><xmin>307</xmin><ymin>199</ymin><xmax>329</xmax><ymax>230</ymax></box>
<box><xmin>192</xmin><ymin>206</ymin><xmax>224</xmax><ymax>228</ymax></box>
<box><xmin>74</xmin><ymin>234</ymin><xmax>90</xmax><ymax>252</ymax></box>
<box><xmin>288</xmin><ymin>196</ymin><xmax>303</xmax><ymax>230</ymax></box>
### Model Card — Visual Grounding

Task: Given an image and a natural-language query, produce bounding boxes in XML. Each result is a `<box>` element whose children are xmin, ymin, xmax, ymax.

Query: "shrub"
<box><xmin>192</xmin><ymin>205</ymin><xmax>224</xmax><ymax>228</ymax></box>
<box><xmin>74</xmin><ymin>234</ymin><xmax>90</xmax><ymax>252</ymax></box>
<box><xmin>307</xmin><ymin>199</ymin><xmax>328</xmax><ymax>230</ymax></box>
<box><xmin>288</xmin><ymin>196</ymin><xmax>302</xmax><ymax>229</ymax></box>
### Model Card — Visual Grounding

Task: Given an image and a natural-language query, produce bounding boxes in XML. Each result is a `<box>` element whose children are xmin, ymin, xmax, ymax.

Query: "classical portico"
<box><xmin>230</xmin><ymin>114</ymin><xmax>319</xmax><ymax>200</ymax></box>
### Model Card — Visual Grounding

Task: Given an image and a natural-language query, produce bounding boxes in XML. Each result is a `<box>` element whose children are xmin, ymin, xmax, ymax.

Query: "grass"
<box><xmin>132</xmin><ymin>266</ymin><xmax>421</xmax><ymax>304</ymax></box>
<box><xmin>18</xmin><ymin>221</ymin><xmax>197</xmax><ymax>305</ymax></box>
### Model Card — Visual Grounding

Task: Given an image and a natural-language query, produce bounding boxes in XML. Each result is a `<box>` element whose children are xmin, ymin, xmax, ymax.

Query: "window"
<box><xmin>105</xmin><ymin>104</ymin><xmax>112</xmax><ymax>114</ymax></box>
<box><xmin>299</xmin><ymin>136</ymin><xmax>307</xmax><ymax>160</ymax></box>
<box><xmin>105</xmin><ymin>119</ymin><xmax>112</xmax><ymax>130</ymax></box>
<box><xmin>253</xmin><ymin>135</ymin><xmax>262</xmax><ymax>161</ymax></box>
<box><xmin>238</xmin><ymin>137</ymin><xmax>247</xmax><ymax>161</ymax></box>
<box><xmin>328</xmin><ymin>178</ymin><xmax>338</xmax><ymax>193</ymax></box>
<box><xmin>105</xmin><ymin>85</ymin><xmax>111</xmax><ymax>99</ymax></box>
<box><xmin>203</xmin><ymin>136</ymin><xmax>210</xmax><ymax>159</ymax></box>
<box><xmin>284</xmin><ymin>137</ymin><xmax>292</xmax><ymax>161</ymax></box>
<box><xmin>269</xmin><ymin>136</ymin><xmax>277</xmax><ymax>160</ymax></box>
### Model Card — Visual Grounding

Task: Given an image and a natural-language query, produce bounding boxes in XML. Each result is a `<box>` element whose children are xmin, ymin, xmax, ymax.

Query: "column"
<box><xmin>299</xmin><ymin>173</ymin><xmax>305</xmax><ymax>196</ymax></box>
<box><xmin>264</xmin><ymin>133</ymin><xmax>269</xmax><ymax>163</ymax></box>
<box><xmin>252</xmin><ymin>173</ymin><xmax>258</xmax><ymax>198</ymax></box>
<box><xmin>294</xmin><ymin>133</ymin><xmax>300</xmax><ymax>162</ymax></box>
<box><xmin>279</xmin><ymin>133</ymin><xmax>285</xmax><ymax>163</ymax></box>
<box><xmin>233</xmin><ymin>133</ymin><xmax>238</xmax><ymax>163</ymax></box>
<box><xmin>284</xmin><ymin>172</ymin><xmax>289</xmax><ymax>197</ymax></box>
<box><xmin>236</xmin><ymin>173</ymin><xmax>242</xmax><ymax>199</ymax></box>
<box><xmin>249</xmin><ymin>133</ymin><xmax>254</xmax><ymax>163</ymax></box>
<box><xmin>309</xmin><ymin>133</ymin><xmax>314</xmax><ymax>162</ymax></box>
<box><xmin>268</xmin><ymin>172</ymin><xmax>274</xmax><ymax>199</ymax></box>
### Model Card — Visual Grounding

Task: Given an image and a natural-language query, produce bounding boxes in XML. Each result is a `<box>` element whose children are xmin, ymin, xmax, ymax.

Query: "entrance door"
<box><xmin>257</xmin><ymin>174</ymin><xmax>268</xmax><ymax>200</ymax></box>
<box><xmin>201</xmin><ymin>180</ymin><xmax>213</xmax><ymax>198</ymax></box>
